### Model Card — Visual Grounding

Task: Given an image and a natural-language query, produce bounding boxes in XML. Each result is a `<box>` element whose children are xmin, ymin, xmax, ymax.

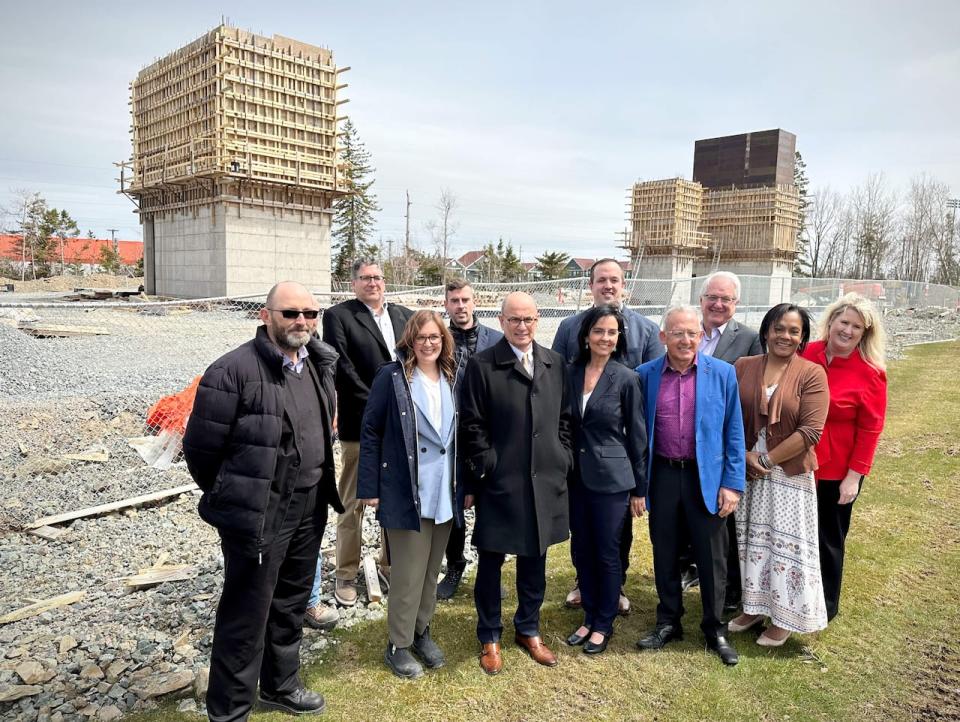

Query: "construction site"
<box><xmin>119</xmin><ymin>25</ymin><xmax>350</xmax><ymax>298</ymax></box>
<box><xmin>625</xmin><ymin>129</ymin><xmax>802</xmax><ymax>305</ymax></box>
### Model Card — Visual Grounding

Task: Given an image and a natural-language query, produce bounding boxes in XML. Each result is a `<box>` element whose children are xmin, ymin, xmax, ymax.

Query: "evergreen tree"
<box><xmin>331</xmin><ymin>119</ymin><xmax>381</xmax><ymax>280</ymax></box>
<box><xmin>499</xmin><ymin>242</ymin><xmax>524</xmax><ymax>281</ymax></box>
<box><xmin>794</xmin><ymin>151</ymin><xmax>811</xmax><ymax>275</ymax></box>
<box><xmin>536</xmin><ymin>250</ymin><xmax>571</xmax><ymax>280</ymax></box>
<box><xmin>40</xmin><ymin>208</ymin><xmax>79</xmax><ymax>275</ymax></box>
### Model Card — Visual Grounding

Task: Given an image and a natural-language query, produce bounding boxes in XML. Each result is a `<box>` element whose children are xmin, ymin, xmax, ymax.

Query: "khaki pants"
<box><xmin>385</xmin><ymin>519</ymin><xmax>453</xmax><ymax>648</ymax></box>
<box><xmin>335</xmin><ymin>441</ymin><xmax>388</xmax><ymax>581</ymax></box>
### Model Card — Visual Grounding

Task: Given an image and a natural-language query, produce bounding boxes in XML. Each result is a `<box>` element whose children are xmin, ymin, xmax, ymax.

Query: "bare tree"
<box><xmin>892</xmin><ymin>174</ymin><xmax>950</xmax><ymax>282</ymax></box>
<box><xmin>425</xmin><ymin>188</ymin><xmax>458</xmax><ymax>284</ymax></box>
<box><xmin>850</xmin><ymin>173</ymin><xmax>898</xmax><ymax>279</ymax></box>
<box><xmin>2</xmin><ymin>189</ymin><xmax>48</xmax><ymax>280</ymax></box>
<box><xmin>806</xmin><ymin>186</ymin><xmax>847</xmax><ymax>277</ymax></box>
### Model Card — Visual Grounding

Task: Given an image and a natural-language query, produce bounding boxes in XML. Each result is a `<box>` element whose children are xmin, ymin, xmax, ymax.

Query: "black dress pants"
<box><xmin>648</xmin><ymin>458</ymin><xmax>727</xmax><ymax>639</ymax></box>
<box><xmin>570</xmin><ymin>496</ymin><xmax>633</xmax><ymax>586</ymax></box>
<box><xmin>475</xmin><ymin>549</ymin><xmax>546</xmax><ymax>643</ymax></box>
<box><xmin>569</xmin><ymin>483</ymin><xmax>629</xmax><ymax>635</ymax></box>
<box><xmin>817</xmin><ymin>477</ymin><xmax>862</xmax><ymax>621</ymax></box>
<box><xmin>444</xmin><ymin>521</ymin><xmax>467</xmax><ymax>569</ymax></box>
<box><xmin>207</xmin><ymin>485</ymin><xmax>325</xmax><ymax>722</ymax></box>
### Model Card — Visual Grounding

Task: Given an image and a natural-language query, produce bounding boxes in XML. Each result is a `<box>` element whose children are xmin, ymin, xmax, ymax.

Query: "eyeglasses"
<box><xmin>414</xmin><ymin>334</ymin><xmax>442</xmax><ymax>345</ymax></box>
<box><xmin>268</xmin><ymin>308</ymin><xmax>320</xmax><ymax>320</ymax></box>
<box><xmin>702</xmin><ymin>294</ymin><xmax>737</xmax><ymax>305</ymax></box>
<box><xmin>589</xmin><ymin>328</ymin><xmax>620</xmax><ymax>338</ymax></box>
<box><xmin>667</xmin><ymin>330</ymin><xmax>700</xmax><ymax>340</ymax></box>
<box><xmin>356</xmin><ymin>274</ymin><xmax>385</xmax><ymax>283</ymax></box>
<box><xmin>504</xmin><ymin>316</ymin><xmax>539</xmax><ymax>327</ymax></box>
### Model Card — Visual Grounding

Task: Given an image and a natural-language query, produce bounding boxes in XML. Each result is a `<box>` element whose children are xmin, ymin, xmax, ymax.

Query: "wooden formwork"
<box><xmin>625</xmin><ymin>178</ymin><xmax>710</xmax><ymax>256</ymax></box>
<box><xmin>128</xmin><ymin>25</ymin><xmax>348</xmax><ymax>196</ymax></box>
<box><xmin>700</xmin><ymin>184</ymin><xmax>801</xmax><ymax>259</ymax></box>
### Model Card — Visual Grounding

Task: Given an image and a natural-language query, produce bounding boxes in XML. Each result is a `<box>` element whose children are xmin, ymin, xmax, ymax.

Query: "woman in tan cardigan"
<box><xmin>728</xmin><ymin>304</ymin><xmax>830</xmax><ymax>646</ymax></box>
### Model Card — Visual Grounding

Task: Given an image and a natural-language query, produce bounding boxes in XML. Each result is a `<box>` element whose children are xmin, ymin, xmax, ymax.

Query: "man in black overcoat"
<box><xmin>459</xmin><ymin>291</ymin><xmax>574</xmax><ymax>675</ymax></box>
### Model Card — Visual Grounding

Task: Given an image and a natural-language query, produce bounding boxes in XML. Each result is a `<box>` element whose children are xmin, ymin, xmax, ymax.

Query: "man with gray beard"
<box><xmin>184</xmin><ymin>281</ymin><xmax>342</xmax><ymax>720</ymax></box>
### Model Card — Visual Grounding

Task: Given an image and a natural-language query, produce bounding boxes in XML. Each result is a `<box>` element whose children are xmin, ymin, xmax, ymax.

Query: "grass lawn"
<box><xmin>133</xmin><ymin>341</ymin><xmax>960</xmax><ymax>721</ymax></box>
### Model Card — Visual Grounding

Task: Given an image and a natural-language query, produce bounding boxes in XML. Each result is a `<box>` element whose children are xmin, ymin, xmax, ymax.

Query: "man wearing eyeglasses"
<box><xmin>633</xmin><ymin>305</ymin><xmax>745</xmax><ymax>666</ymax></box>
<box><xmin>678</xmin><ymin>271</ymin><xmax>762</xmax><ymax>604</ymax></box>
<box><xmin>183</xmin><ymin>281</ymin><xmax>342</xmax><ymax>718</ymax></box>
<box><xmin>551</xmin><ymin>258</ymin><xmax>664</xmax><ymax>615</ymax></box>
<box><xmin>460</xmin><ymin>292</ymin><xmax>574</xmax><ymax>675</ymax></box>
<box><xmin>322</xmin><ymin>259</ymin><xmax>414</xmax><ymax>607</ymax></box>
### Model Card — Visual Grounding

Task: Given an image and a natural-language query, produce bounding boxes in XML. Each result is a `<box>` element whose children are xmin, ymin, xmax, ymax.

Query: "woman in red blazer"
<box><xmin>800</xmin><ymin>293</ymin><xmax>888</xmax><ymax>621</ymax></box>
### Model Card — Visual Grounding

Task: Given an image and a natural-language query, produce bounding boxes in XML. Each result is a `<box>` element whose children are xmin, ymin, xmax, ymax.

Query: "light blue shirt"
<box><xmin>699</xmin><ymin>322</ymin><xmax>728</xmax><ymax>357</ymax></box>
<box><xmin>271</xmin><ymin>342</ymin><xmax>308</xmax><ymax>373</ymax></box>
<box><xmin>365</xmin><ymin>301</ymin><xmax>397</xmax><ymax>361</ymax></box>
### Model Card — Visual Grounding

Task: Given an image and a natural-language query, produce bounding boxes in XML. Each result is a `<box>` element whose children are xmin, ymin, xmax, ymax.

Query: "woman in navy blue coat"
<box><xmin>357</xmin><ymin>310</ymin><xmax>462</xmax><ymax>679</ymax></box>
<box><xmin>566</xmin><ymin>305</ymin><xmax>648</xmax><ymax>654</ymax></box>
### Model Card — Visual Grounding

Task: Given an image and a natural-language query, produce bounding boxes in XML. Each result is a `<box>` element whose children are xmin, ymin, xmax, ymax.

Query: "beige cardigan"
<box><xmin>734</xmin><ymin>353</ymin><xmax>829</xmax><ymax>476</ymax></box>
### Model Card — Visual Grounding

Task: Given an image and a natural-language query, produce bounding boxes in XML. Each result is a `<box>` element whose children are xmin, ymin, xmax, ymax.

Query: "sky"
<box><xmin>1</xmin><ymin>0</ymin><xmax>958</xmax><ymax>260</ymax></box>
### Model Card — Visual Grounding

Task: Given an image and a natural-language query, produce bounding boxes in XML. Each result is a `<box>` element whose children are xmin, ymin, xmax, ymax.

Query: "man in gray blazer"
<box><xmin>552</xmin><ymin>258</ymin><xmax>664</xmax><ymax>614</ymax></box>
<box><xmin>679</xmin><ymin>270</ymin><xmax>761</xmax><ymax>607</ymax></box>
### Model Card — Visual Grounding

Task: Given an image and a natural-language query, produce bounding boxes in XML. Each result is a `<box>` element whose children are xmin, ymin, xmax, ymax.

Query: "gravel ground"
<box><xmin>0</xmin><ymin>298</ymin><xmax>958</xmax><ymax>720</ymax></box>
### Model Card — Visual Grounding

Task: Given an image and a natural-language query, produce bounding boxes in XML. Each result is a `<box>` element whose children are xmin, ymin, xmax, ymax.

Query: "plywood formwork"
<box><xmin>625</xmin><ymin>178</ymin><xmax>710</xmax><ymax>257</ymax></box>
<box><xmin>700</xmin><ymin>184</ymin><xmax>801</xmax><ymax>262</ymax></box>
<box><xmin>127</xmin><ymin>25</ymin><xmax>347</xmax><ymax>198</ymax></box>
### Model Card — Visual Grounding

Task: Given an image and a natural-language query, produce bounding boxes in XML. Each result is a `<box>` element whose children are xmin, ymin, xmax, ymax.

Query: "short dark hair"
<box><xmin>445</xmin><ymin>278</ymin><xmax>472</xmax><ymax>298</ymax></box>
<box><xmin>758</xmin><ymin>303</ymin><xmax>812</xmax><ymax>354</ymax></box>
<box><xmin>588</xmin><ymin>258</ymin><xmax>623</xmax><ymax>284</ymax></box>
<box><xmin>575</xmin><ymin>304</ymin><xmax>626</xmax><ymax>364</ymax></box>
<box><xmin>351</xmin><ymin>257</ymin><xmax>380</xmax><ymax>279</ymax></box>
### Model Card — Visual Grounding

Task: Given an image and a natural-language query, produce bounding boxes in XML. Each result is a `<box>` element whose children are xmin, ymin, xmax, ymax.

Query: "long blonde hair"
<box><xmin>396</xmin><ymin>310</ymin><xmax>456</xmax><ymax>383</ymax></box>
<box><xmin>818</xmin><ymin>293</ymin><xmax>886</xmax><ymax>371</ymax></box>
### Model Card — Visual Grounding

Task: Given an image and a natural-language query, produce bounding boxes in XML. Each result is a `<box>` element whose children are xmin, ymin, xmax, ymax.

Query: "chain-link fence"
<box><xmin>0</xmin><ymin>275</ymin><xmax>958</xmax><ymax>527</ymax></box>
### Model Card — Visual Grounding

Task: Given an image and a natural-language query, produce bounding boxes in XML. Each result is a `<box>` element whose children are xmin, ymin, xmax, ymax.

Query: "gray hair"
<box><xmin>351</xmin><ymin>257</ymin><xmax>381</xmax><ymax>279</ymax></box>
<box><xmin>661</xmin><ymin>304</ymin><xmax>700</xmax><ymax>331</ymax></box>
<box><xmin>700</xmin><ymin>271</ymin><xmax>741</xmax><ymax>301</ymax></box>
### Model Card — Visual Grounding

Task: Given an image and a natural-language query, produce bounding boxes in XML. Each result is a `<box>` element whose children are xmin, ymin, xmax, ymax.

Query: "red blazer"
<box><xmin>800</xmin><ymin>340</ymin><xmax>887</xmax><ymax>480</ymax></box>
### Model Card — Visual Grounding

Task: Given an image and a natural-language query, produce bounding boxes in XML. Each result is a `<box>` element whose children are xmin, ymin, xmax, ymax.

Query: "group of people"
<box><xmin>182</xmin><ymin>259</ymin><xmax>888</xmax><ymax>720</ymax></box>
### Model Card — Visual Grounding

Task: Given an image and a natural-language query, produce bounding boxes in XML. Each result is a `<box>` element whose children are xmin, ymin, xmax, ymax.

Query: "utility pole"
<box><xmin>107</xmin><ymin>228</ymin><xmax>119</xmax><ymax>255</ymax></box>
<box><xmin>404</xmin><ymin>190</ymin><xmax>411</xmax><ymax>255</ymax></box>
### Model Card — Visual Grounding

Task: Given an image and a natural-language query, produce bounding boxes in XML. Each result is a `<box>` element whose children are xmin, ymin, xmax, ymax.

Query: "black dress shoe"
<box><xmin>566</xmin><ymin>628</ymin><xmax>589</xmax><ymax>646</ymax></box>
<box><xmin>636</xmin><ymin>624</ymin><xmax>683</xmax><ymax>651</ymax></box>
<box><xmin>258</xmin><ymin>687</ymin><xmax>326</xmax><ymax>715</ymax></box>
<box><xmin>436</xmin><ymin>563</ymin><xmax>466</xmax><ymax>600</ymax></box>
<box><xmin>707</xmin><ymin>634</ymin><xmax>739</xmax><ymax>666</ymax></box>
<box><xmin>680</xmin><ymin>565</ymin><xmax>700</xmax><ymax>591</ymax></box>
<box><xmin>723</xmin><ymin>594</ymin><xmax>742</xmax><ymax>613</ymax></box>
<box><xmin>583</xmin><ymin>632</ymin><xmax>612</xmax><ymax>655</ymax></box>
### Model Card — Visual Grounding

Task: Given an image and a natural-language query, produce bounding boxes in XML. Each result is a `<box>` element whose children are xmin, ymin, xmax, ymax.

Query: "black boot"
<box><xmin>412</xmin><ymin>626</ymin><xmax>446</xmax><ymax>668</ymax></box>
<box><xmin>437</xmin><ymin>561</ymin><xmax>466</xmax><ymax>600</ymax></box>
<box><xmin>384</xmin><ymin>642</ymin><xmax>424</xmax><ymax>679</ymax></box>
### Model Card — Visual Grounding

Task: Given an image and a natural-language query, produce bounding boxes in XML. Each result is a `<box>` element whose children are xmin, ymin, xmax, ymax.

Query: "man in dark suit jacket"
<box><xmin>551</xmin><ymin>258</ymin><xmax>664</xmax><ymax>613</ymax></box>
<box><xmin>436</xmin><ymin>279</ymin><xmax>503</xmax><ymax>600</ymax></box>
<box><xmin>321</xmin><ymin>259</ymin><xmax>413</xmax><ymax>607</ymax></box>
<box><xmin>634</xmin><ymin>305</ymin><xmax>745</xmax><ymax>666</ymax></box>
<box><xmin>679</xmin><ymin>271</ymin><xmax>762</xmax><ymax>604</ymax></box>
<box><xmin>460</xmin><ymin>292</ymin><xmax>574</xmax><ymax>675</ymax></box>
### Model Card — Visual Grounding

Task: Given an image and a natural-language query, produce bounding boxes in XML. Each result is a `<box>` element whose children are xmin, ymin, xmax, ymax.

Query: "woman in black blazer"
<box><xmin>566</xmin><ymin>305</ymin><xmax>648</xmax><ymax>654</ymax></box>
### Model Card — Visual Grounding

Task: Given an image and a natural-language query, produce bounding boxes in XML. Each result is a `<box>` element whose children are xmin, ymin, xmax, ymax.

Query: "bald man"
<box><xmin>460</xmin><ymin>292</ymin><xmax>574</xmax><ymax>675</ymax></box>
<box><xmin>184</xmin><ymin>282</ymin><xmax>342</xmax><ymax>720</ymax></box>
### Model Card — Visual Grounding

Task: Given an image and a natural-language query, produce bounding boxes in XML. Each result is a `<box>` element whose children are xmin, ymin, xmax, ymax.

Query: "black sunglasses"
<box><xmin>268</xmin><ymin>308</ymin><xmax>320</xmax><ymax>319</ymax></box>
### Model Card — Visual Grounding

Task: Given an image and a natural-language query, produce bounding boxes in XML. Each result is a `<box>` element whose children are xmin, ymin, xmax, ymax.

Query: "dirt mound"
<box><xmin>0</xmin><ymin>273</ymin><xmax>144</xmax><ymax>293</ymax></box>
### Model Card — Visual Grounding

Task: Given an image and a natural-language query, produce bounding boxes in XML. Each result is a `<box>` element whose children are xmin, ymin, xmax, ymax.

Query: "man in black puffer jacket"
<box><xmin>183</xmin><ymin>281</ymin><xmax>343</xmax><ymax>721</ymax></box>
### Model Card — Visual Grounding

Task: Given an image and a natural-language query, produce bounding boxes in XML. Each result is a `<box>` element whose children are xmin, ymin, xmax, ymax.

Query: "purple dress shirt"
<box><xmin>653</xmin><ymin>361</ymin><xmax>697</xmax><ymax>460</ymax></box>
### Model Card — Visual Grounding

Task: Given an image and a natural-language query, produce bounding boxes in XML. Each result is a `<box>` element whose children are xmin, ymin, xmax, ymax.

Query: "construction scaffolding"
<box><xmin>700</xmin><ymin>184</ymin><xmax>801</xmax><ymax>262</ymax></box>
<box><xmin>118</xmin><ymin>25</ymin><xmax>349</xmax><ymax>298</ymax></box>
<box><xmin>626</xmin><ymin>179</ymin><xmax>710</xmax><ymax>256</ymax></box>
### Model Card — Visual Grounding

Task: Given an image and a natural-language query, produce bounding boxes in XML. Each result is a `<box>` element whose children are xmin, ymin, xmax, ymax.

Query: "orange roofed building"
<box><xmin>0</xmin><ymin>235</ymin><xmax>143</xmax><ymax>274</ymax></box>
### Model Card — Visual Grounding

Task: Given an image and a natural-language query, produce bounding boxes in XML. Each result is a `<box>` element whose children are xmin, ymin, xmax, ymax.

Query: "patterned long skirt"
<box><xmin>735</xmin><ymin>466</ymin><xmax>828</xmax><ymax>633</ymax></box>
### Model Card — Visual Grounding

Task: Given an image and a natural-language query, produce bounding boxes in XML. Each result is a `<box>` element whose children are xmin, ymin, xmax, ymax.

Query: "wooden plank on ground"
<box><xmin>362</xmin><ymin>556</ymin><xmax>382</xmax><ymax>603</ymax></box>
<box><xmin>0</xmin><ymin>591</ymin><xmax>85</xmax><ymax>625</ymax></box>
<box><xmin>18</xmin><ymin>324</ymin><xmax>110</xmax><ymax>338</ymax></box>
<box><xmin>25</xmin><ymin>483</ymin><xmax>198</xmax><ymax>529</ymax></box>
<box><xmin>122</xmin><ymin>565</ymin><xmax>195</xmax><ymax>590</ymax></box>
<box><xmin>27</xmin><ymin>525</ymin><xmax>66</xmax><ymax>541</ymax></box>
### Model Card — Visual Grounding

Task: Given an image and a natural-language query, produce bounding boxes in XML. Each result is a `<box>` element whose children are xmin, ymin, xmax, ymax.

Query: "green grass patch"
<box><xmin>132</xmin><ymin>341</ymin><xmax>960</xmax><ymax>721</ymax></box>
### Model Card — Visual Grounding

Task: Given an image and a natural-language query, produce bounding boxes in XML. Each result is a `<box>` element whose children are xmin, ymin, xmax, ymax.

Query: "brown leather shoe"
<box><xmin>479</xmin><ymin>642</ymin><xmax>502</xmax><ymax>675</ymax></box>
<box><xmin>514</xmin><ymin>634</ymin><xmax>558</xmax><ymax>667</ymax></box>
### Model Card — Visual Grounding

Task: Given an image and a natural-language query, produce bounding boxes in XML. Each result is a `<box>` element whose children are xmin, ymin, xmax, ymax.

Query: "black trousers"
<box><xmin>569</xmin><ymin>484</ymin><xmax>629</xmax><ymax>635</ymax></box>
<box><xmin>648</xmin><ymin>458</ymin><xmax>727</xmax><ymax>639</ymax></box>
<box><xmin>817</xmin><ymin>477</ymin><xmax>862</xmax><ymax>621</ymax></box>
<box><xmin>569</xmin><ymin>495</ymin><xmax>633</xmax><ymax>586</ymax></box>
<box><xmin>207</xmin><ymin>485</ymin><xmax>326</xmax><ymax>722</ymax></box>
<box><xmin>444</xmin><ymin>522</ymin><xmax>467</xmax><ymax>569</ymax></box>
<box><xmin>475</xmin><ymin>549</ymin><xmax>546</xmax><ymax>643</ymax></box>
<box><xmin>676</xmin><ymin>516</ymin><xmax>740</xmax><ymax>603</ymax></box>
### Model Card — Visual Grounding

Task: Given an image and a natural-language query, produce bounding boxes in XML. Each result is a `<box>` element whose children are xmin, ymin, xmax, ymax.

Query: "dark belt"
<box><xmin>654</xmin><ymin>454</ymin><xmax>697</xmax><ymax>470</ymax></box>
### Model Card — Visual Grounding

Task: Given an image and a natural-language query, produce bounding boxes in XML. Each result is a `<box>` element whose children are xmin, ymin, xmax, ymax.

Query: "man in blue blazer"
<box><xmin>552</xmin><ymin>258</ymin><xmax>663</xmax><ymax>614</ymax></box>
<box><xmin>634</xmin><ymin>305</ymin><xmax>745</xmax><ymax>666</ymax></box>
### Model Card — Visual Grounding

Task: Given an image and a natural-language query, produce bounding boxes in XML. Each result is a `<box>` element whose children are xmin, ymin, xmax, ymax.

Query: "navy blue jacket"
<box><xmin>552</xmin><ymin>305</ymin><xmax>664</xmax><ymax>369</ymax></box>
<box><xmin>357</xmin><ymin>361</ymin><xmax>464</xmax><ymax>531</ymax></box>
<box><xmin>568</xmin><ymin>361</ymin><xmax>648</xmax><ymax>497</ymax></box>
